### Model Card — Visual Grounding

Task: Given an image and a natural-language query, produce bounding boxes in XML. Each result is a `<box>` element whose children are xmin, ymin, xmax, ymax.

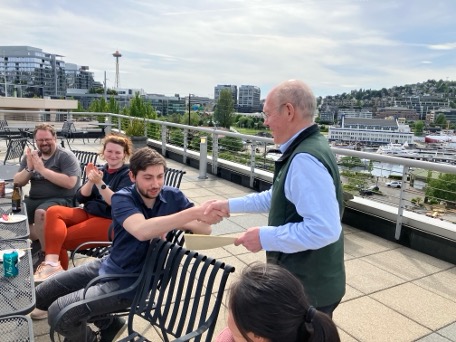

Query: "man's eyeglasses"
<box><xmin>36</xmin><ymin>138</ymin><xmax>54</xmax><ymax>143</ymax></box>
<box><xmin>262</xmin><ymin>103</ymin><xmax>288</xmax><ymax>120</ymax></box>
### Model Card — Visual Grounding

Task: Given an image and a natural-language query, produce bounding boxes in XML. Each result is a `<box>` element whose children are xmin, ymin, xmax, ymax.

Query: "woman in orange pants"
<box><xmin>34</xmin><ymin>134</ymin><xmax>133</xmax><ymax>283</ymax></box>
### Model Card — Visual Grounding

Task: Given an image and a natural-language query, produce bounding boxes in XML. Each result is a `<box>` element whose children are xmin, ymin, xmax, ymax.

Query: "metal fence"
<box><xmin>2</xmin><ymin>110</ymin><xmax>456</xmax><ymax>242</ymax></box>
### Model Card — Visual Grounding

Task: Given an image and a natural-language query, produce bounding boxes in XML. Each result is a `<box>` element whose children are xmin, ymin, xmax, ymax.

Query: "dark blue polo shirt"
<box><xmin>99</xmin><ymin>184</ymin><xmax>193</xmax><ymax>283</ymax></box>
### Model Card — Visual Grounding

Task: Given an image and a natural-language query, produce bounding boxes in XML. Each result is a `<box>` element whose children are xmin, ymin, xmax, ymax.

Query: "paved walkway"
<box><xmin>2</xmin><ymin>139</ymin><xmax>454</xmax><ymax>341</ymax></box>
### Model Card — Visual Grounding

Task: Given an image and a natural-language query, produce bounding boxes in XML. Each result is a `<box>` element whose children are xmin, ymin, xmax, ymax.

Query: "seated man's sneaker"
<box><xmin>30</xmin><ymin>308</ymin><xmax>48</xmax><ymax>320</ymax></box>
<box><xmin>34</xmin><ymin>262</ymin><xmax>64</xmax><ymax>284</ymax></box>
<box><xmin>99</xmin><ymin>317</ymin><xmax>126</xmax><ymax>342</ymax></box>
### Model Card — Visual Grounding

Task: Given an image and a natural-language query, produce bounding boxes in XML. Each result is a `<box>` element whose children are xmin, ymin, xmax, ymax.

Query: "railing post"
<box><xmin>250</xmin><ymin>141</ymin><xmax>257</xmax><ymax>188</ymax></box>
<box><xmin>212</xmin><ymin>131</ymin><xmax>218</xmax><ymax>175</ymax></box>
<box><xmin>161</xmin><ymin>125</ymin><xmax>167</xmax><ymax>156</ymax></box>
<box><xmin>395</xmin><ymin>165</ymin><xmax>410</xmax><ymax>240</ymax></box>
<box><xmin>183</xmin><ymin>129</ymin><xmax>188</xmax><ymax>164</ymax></box>
<box><xmin>198</xmin><ymin>136</ymin><xmax>208</xmax><ymax>179</ymax></box>
<box><xmin>106</xmin><ymin>114</ymin><xmax>112</xmax><ymax>135</ymax></box>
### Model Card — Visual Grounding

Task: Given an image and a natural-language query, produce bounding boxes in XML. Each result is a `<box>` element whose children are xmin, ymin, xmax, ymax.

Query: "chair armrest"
<box><xmin>70</xmin><ymin>241</ymin><xmax>113</xmax><ymax>267</ymax></box>
<box><xmin>50</xmin><ymin>272</ymin><xmax>141</xmax><ymax>342</ymax></box>
<box><xmin>83</xmin><ymin>273</ymin><xmax>139</xmax><ymax>298</ymax></box>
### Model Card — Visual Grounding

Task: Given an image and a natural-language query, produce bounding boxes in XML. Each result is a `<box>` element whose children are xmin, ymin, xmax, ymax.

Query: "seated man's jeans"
<box><xmin>36</xmin><ymin>259</ymin><xmax>132</xmax><ymax>341</ymax></box>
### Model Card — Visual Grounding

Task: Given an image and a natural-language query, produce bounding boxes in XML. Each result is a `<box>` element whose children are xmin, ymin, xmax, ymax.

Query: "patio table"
<box><xmin>0</xmin><ymin>239</ymin><xmax>35</xmax><ymax>317</ymax></box>
<box><xmin>89</xmin><ymin>122</ymin><xmax>113</xmax><ymax>142</ymax></box>
<box><xmin>0</xmin><ymin>165</ymin><xmax>19</xmax><ymax>181</ymax></box>
<box><xmin>0</xmin><ymin>203</ymin><xmax>30</xmax><ymax>240</ymax></box>
<box><xmin>0</xmin><ymin>315</ymin><xmax>34</xmax><ymax>341</ymax></box>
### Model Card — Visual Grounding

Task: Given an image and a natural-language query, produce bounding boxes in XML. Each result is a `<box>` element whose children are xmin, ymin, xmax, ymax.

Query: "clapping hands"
<box><xmin>85</xmin><ymin>163</ymin><xmax>103</xmax><ymax>184</ymax></box>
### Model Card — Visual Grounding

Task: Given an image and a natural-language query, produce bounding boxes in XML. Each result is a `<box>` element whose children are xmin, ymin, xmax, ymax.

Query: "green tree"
<box><xmin>89</xmin><ymin>98</ymin><xmax>108</xmax><ymax>112</ymax></box>
<box><xmin>219</xmin><ymin>136</ymin><xmax>244</xmax><ymax>152</ymax></box>
<box><xmin>107</xmin><ymin>96</ymin><xmax>120</xmax><ymax>114</ymax></box>
<box><xmin>124</xmin><ymin>93</ymin><xmax>158</xmax><ymax>137</ymax></box>
<box><xmin>169</xmin><ymin>129</ymin><xmax>184</xmax><ymax>147</ymax></box>
<box><xmin>435</xmin><ymin>113</ymin><xmax>447</xmax><ymax>127</ymax></box>
<box><xmin>426</xmin><ymin>173</ymin><xmax>456</xmax><ymax>205</ymax></box>
<box><xmin>214</xmin><ymin>89</ymin><xmax>234</xmax><ymax>128</ymax></box>
<box><xmin>414</xmin><ymin>120</ymin><xmax>424</xmax><ymax>135</ymax></box>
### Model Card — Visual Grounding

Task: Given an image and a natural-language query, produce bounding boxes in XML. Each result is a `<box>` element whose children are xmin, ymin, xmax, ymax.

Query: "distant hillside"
<box><xmin>320</xmin><ymin>79</ymin><xmax>456</xmax><ymax>109</ymax></box>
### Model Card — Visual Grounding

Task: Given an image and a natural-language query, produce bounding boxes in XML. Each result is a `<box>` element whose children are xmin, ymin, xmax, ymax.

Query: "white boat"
<box><xmin>376</xmin><ymin>142</ymin><xmax>409</xmax><ymax>155</ymax></box>
<box><xmin>424</xmin><ymin>135</ymin><xmax>456</xmax><ymax>143</ymax></box>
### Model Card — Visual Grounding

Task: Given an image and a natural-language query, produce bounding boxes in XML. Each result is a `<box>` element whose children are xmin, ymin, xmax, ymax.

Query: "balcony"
<box><xmin>1</xmin><ymin>110</ymin><xmax>455</xmax><ymax>341</ymax></box>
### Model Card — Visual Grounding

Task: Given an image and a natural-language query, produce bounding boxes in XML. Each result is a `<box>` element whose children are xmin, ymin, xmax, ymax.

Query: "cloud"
<box><xmin>428</xmin><ymin>43</ymin><xmax>456</xmax><ymax>50</ymax></box>
<box><xmin>2</xmin><ymin>0</ymin><xmax>456</xmax><ymax>97</ymax></box>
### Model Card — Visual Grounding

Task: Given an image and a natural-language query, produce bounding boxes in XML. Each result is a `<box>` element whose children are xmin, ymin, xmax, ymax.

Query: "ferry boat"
<box><xmin>424</xmin><ymin>135</ymin><xmax>456</xmax><ymax>143</ymax></box>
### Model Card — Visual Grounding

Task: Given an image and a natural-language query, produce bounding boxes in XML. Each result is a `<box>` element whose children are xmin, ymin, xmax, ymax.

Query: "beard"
<box><xmin>136</xmin><ymin>185</ymin><xmax>161</xmax><ymax>199</ymax></box>
<box><xmin>38</xmin><ymin>143</ymin><xmax>53</xmax><ymax>156</ymax></box>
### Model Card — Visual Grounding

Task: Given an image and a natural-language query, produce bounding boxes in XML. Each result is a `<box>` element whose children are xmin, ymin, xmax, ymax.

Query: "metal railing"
<box><xmin>1</xmin><ymin>110</ymin><xmax>456</xmax><ymax>243</ymax></box>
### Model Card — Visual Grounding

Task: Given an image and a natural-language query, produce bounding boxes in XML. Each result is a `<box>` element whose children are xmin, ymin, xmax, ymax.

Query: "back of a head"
<box><xmin>229</xmin><ymin>263</ymin><xmax>340</xmax><ymax>342</ymax></box>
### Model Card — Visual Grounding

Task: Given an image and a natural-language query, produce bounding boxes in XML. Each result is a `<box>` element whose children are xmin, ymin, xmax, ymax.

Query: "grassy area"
<box><xmin>235</xmin><ymin>127</ymin><xmax>269</xmax><ymax>135</ymax></box>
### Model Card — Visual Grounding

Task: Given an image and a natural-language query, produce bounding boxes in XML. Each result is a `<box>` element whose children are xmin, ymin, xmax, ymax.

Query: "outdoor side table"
<box><xmin>0</xmin><ymin>165</ymin><xmax>19</xmax><ymax>182</ymax></box>
<box><xmin>0</xmin><ymin>239</ymin><xmax>35</xmax><ymax>317</ymax></box>
<box><xmin>0</xmin><ymin>315</ymin><xmax>34</xmax><ymax>341</ymax></box>
<box><xmin>0</xmin><ymin>203</ymin><xmax>30</xmax><ymax>240</ymax></box>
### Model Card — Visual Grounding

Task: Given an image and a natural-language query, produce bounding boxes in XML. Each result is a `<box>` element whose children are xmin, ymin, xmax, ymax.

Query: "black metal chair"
<box><xmin>72</xmin><ymin>150</ymin><xmax>99</xmax><ymax>183</ymax></box>
<box><xmin>58</xmin><ymin>121</ymin><xmax>88</xmax><ymax>148</ymax></box>
<box><xmin>50</xmin><ymin>238</ymin><xmax>235</xmax><ymax>342</ymax></box>
<box><xmin>3</xmin><ymin>137</ymin><xmax>27</xmax><ymax>165</ymax></box>
<box><xmin>120</xmin><ymin>239</ymin><xmax>235</xmax><ymax>342</ymax></box>
<box><xmin>69</xmin><ymin>168</ymin><xmax>187</xmax><ymax>266</ymax></box>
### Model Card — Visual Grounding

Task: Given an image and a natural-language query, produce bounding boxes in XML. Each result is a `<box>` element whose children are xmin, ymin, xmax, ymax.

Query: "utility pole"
<box><xmin>103</xmin><ymin>71</ymin><xmax>107</xmax><ymax>101</ymax></box>
<box><xmin>188</xmin><ymin>93</ymin><xmax>193</xmax><ymax>126</ymax></box>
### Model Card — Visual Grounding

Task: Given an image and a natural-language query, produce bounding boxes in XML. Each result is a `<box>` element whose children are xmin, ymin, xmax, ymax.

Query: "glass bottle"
<box><xmin>11</xmin><ymin>183</ymin><xmax>21</xmax><ymax>213</ymax></box>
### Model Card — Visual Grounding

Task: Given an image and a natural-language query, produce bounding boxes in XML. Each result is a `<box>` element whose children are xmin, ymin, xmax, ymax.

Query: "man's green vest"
<box><xmin>267</xmin><ymin>124</ymin><xmax>346</xmax><ymax>307</ymax></box>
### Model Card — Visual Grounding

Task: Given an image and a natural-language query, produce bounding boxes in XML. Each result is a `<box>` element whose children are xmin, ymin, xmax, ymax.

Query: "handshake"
<box><xmin>196</xmin><ymin>200</ymin><xmax>230</xmax><ymax>225</ymax></box>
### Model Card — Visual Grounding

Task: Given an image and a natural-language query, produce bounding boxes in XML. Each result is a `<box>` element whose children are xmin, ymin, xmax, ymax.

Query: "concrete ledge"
<box><xmin>344</xmin><ymin>198</ymin><xmax>456</xmax><ymax>264</ymax></box>
<box><xmin>347</xmin><ymin>197</ymin><xmax>456</xmax><ymax>241</ymax></box>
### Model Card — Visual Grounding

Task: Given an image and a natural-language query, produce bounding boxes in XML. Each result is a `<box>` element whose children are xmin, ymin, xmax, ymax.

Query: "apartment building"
<box><xmin>0</xmin><ymin>46</ymin><xmax>67</xmax><ymax>98</ymax></box>
<box><xmin>238</xmin><ymin>85</ymin><xmax>261</xmax><ymax>112</ymax></box>
<box><xmin>214</xmin><ymin>84</ymin><xmax>237</xmax><ymax>107</ymax></box>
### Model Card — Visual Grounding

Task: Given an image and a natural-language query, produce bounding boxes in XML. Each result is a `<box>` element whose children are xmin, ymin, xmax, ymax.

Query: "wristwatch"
<box><xmin>25</xmin><ymin>167</ymin><xmax>33</xmax><ymax>173</ymax></box>
<box><xmin>99</xmin><ymin>183</ymin><xmax>107</xmax><ymax>190</ymax></box>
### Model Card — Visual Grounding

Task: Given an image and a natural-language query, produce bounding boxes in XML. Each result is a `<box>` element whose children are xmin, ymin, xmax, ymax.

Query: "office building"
<box><xmin>214</xmin><ymin>85</ymin><xmax>237</xmax><ymax>107</ymax></box>
<box><xmin>0</xmin><ymin>46</ymin><xmax>67</xmax><ymax>98</ymax></box>
<box><xmin>238</xmin><ymin>85</ymin><xmax>261</xmax><ymax>113</ymax></box>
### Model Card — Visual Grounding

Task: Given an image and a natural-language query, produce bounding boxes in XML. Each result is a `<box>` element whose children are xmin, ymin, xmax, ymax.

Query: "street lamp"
<box><xmin>188</xmin><ymin>93</ymin><xmax>194</xmax><ymax>126</ymax></box>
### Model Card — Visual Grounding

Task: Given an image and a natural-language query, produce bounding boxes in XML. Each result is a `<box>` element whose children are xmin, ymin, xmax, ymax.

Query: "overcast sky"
<box><xmin>3</xmin><ymin>0</ymin><xmax>456</xmax><ymax>99</ymax></box>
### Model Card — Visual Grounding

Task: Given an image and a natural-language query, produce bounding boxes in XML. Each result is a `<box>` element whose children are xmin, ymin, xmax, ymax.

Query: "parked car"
<box><xmin>386</xmin><ymin>181</ymin><xmax>402</xmax><ymax>188</ymax></box>
<box><xmin>359</xmin><ymin>185</ymin><xmax>379</xmax><ymax>196</ymax></box>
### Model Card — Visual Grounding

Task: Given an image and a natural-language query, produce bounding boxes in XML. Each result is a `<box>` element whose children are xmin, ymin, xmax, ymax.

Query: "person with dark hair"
<box><xmin>30</xmin><ymin>147</ymin><xmax>223</xmax><ymax>342</ymax></box>
<box><xmin>13</xmin><ymin>123</ymin><xmax>81</xmax><ymax>269</ymax></box>
<box><xmin>205</xmin><ymin>80</ymin><xmax>345</xmax><ymax>316</ymax></box>
<box><xmin>215</xmin><ymin>263</ymin><xmax>341</xmax><ymax>342</ymax></box>
<box><xmin>34</xmin><ymin>134</ymin><xmax>134</xmax><ymax>283</ymax></box>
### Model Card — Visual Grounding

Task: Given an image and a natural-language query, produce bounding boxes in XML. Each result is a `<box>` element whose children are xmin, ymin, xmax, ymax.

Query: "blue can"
<box><xmin>3</xmin><ymin>250</ymin><xmax>19</xmax><ymax>277</ymax></box>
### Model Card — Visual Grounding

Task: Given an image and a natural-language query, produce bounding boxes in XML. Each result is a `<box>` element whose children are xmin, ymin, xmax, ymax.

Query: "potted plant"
<box><xmin>124</xmin><ymin>93</ymin><xmax>155</xmax><ymax>150</ymax></box>
<box><xmin>125</xmin><ymin>117</ymin><xmax>147</xmax><ymax>150</ymax></box>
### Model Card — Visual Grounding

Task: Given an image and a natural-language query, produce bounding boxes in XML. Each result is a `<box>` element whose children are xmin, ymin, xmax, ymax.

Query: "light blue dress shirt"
<box><xmin>229</xmin><ymin>128</ymin><xmax>342</xmax><ymax>253</ymax></box>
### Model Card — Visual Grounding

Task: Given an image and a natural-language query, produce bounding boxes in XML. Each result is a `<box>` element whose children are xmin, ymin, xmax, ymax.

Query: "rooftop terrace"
<box><xmin>5</xmin><ymin>138</ymin><xmax>453</xmax><ymax>342</ymax></box>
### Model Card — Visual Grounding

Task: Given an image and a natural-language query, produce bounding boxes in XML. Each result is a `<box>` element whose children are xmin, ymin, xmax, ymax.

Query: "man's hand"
<box><xmin>203</xmin><ymin>200</ymin><xmax>230</xmax><ymax>218</ymax></box>
<box><xmin>25</xmin><ymin>148</ymin><xmax>34</xmax><ymax>170</ymax></box>
<box><xmin>197</xmin><ymin>200</ymin><xmax>226</xmax><ymax>224</ymax></box>
<box><xmin>31</xmin><ymin>150</ymin><xmax>45</xmax><ymax>173</ymax></box>
<box><xmin>235</xmin><ymin>227</ymin><xmax>262</xmax><ymax>253</ymax></box>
